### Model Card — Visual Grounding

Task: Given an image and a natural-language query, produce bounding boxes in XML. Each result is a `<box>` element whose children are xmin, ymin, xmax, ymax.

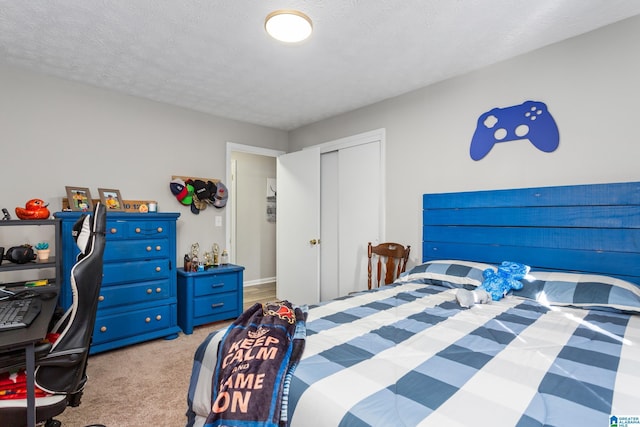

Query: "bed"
<box><xmin>186</xmin><ymin>181</ymin><xmax>640</xmax><ymax>427</ymax></box>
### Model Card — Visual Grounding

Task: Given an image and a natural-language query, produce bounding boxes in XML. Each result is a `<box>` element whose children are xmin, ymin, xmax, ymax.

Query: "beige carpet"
<box><xmin>56</xmin><ymin>321</ymin><xmax>231</xmax><ymax>427</ymax></box>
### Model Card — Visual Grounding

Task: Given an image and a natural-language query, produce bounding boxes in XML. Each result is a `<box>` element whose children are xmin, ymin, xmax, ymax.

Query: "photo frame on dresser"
<box><xmin>98</xmin><ymin>188</ymin><xmax>124</xmax><ymax>211</ymax></box>
<box><xmin>65</xmin><ymin>186</ymin><xmax>93</xmax><ymax>211</ymax></box>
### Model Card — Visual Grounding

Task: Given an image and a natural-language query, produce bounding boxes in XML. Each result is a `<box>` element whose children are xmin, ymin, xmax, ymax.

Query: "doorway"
<box><xmin>226</xmin><ymin>143</ymin><xmax>284</xmax><ymax>288</ymax></box>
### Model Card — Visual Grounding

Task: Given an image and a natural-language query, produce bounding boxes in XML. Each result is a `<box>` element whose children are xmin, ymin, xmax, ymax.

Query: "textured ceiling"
<box><xmin>1</xmin><ymin>1</ymin><xmax>639</xmax><ymax>130</ymax></box>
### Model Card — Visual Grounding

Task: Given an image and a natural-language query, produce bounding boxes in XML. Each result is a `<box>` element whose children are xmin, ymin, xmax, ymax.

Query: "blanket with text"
<box><xmin>204</xmin><ymin>300</ymin><xmax>307</xmax><ymax>427</ymax></box>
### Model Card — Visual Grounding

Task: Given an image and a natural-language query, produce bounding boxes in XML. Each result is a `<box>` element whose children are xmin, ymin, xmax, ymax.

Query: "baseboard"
<box><xmin>243</xmin><ymin>277</ymin><xmax>276</xmax><ymax>287</ymax></box>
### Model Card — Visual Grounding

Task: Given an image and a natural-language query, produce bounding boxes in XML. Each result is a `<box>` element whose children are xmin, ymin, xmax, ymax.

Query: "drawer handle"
<box><xmin>147</xmin><ymin>288</ymin><xmax>153</xmax><ymax>294</ymax></box>
<box><xmin>146</xmin><ymin>246</ymin><xmax>152</xmax><ymax>251</ymax></box>
<box><xmin>110</xmin><ymin>228</ymin><xmax>117</xmax><ymax>234</ymax></box>
<box><xmin>98</xmin><ymin>295</ymin><xmax>105</xmax><ymax>301</ymax></box>
<box><xmin>145</xmin><ymin>317</ymin><xmax>151</xmax><ymax>323</ymax></box>
<box><xmin>211</xmin><ymin>283</ymin><xmax>224</xmax><ymax>288</ymax></box>
<box><xmin>156</xmin><ymin>287</ymin><xmax>162</xmax><ymax>293</ymax></box>
<box><xmin>211</xmin><ymin>302</ymin><xmax>225</xmax><ymax>309</ymax></box>
<box><xmin>136</xmin><ymin>227</ymin><xmax>141</xmax><ymax>233</ymax></box>
<box><xmin>157</xmin><ymin>227</ymin><xmax>163</xmax><ymax>233</ymax></box>
<box><xmin>156</xmin><ymin>315</ymin><xmax>162</xmax><ymax>321</ymax></box>
<box><xmin>155</xmin><ymin>266</ymin><xmax>161</xmax><ymax>272</ymax></box>
<box><xmin>156</xmin><ymin>245</ymin><xmax>162</xmax><ymax>251</ymax></box>
<box><xmin>100</xmin><ymin>326</ymin><xmax>107</xmax><ymax>332</ymax></box>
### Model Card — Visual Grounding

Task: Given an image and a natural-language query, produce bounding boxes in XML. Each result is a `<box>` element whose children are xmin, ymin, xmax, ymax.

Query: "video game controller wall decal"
<box><xmin>470</xmin><ymin>100</ymin><xmax>559</xmax><ymax>160</ymax></box>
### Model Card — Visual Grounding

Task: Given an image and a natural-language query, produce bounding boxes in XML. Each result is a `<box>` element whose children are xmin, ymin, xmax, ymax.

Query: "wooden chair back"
<box><xmin>367</xmin><ymin>242</ymin><xmax>411</xmax><ymax>289</ymax></box>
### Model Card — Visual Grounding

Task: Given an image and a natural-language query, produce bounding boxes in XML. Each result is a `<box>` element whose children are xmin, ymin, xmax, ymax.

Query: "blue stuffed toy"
<box><xmin>456</xmin><ymin>261</ymin><xmax>530</xmax><ymax>308</ymax></box>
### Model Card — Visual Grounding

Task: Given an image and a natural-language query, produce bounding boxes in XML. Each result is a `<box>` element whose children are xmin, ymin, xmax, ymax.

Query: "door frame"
<box><xmin>225</xmin><ymin>142</ymin><xmax>285</xmax><ymax>264</ymax></box>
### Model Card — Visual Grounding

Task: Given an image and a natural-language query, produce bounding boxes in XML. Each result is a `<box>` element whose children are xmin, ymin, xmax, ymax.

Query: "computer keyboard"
<box><xmin>0</xmin><ymin>298</ymin><xmax>42</xmax><ymax>331</ymax></box>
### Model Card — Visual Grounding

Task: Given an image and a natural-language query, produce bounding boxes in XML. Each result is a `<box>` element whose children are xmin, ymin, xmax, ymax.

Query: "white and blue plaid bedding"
<box><xmin>186</xmin><ymin>281</ymin><xmax>639</xmax><ymax>427</ymax></box>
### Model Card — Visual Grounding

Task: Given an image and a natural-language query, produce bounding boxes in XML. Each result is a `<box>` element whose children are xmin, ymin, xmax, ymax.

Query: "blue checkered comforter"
<box><xmin>186</xmin><ymin>281</ymin><xmax>639</xmax><ymax>427</ymax></box>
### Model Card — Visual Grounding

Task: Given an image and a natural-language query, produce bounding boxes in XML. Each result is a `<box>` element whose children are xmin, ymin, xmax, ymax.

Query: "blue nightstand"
<box><xmin>177</xmin><ymin>264</ymin><xmax>244</xmax><ymax>334</ymax></box>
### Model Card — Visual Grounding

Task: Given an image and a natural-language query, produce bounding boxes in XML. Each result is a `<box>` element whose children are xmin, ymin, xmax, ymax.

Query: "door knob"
<box><xmin>309</xmin><ymin>239</ymin><xmax>320</xmax><ymax>245</ymax></box>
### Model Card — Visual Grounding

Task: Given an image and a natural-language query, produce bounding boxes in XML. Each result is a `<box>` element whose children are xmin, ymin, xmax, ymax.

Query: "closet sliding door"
<box><xmin>320</xmin><ymin>140</ymin><xmax>381</xmax><ymax>300</ymax></box>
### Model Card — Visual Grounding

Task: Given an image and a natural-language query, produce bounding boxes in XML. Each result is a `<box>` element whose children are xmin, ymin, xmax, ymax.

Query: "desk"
<box><xmin>0</xmin><ymin>291</ymin><xmax>58</xmax><ymax>427</ymax></box>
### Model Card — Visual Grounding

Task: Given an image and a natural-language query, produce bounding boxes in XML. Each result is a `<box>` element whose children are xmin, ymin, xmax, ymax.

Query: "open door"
<box><xmin>276</xmin><ymin>147</ymin><xmax>321</xmax><ymax>305</ymax></box>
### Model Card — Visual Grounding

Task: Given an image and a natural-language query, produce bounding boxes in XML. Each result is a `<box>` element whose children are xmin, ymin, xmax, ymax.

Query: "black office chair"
<box><xmin>0</xmin><ymin>203</ymin><xmax>107</xmax><ymax>427</ymax></box>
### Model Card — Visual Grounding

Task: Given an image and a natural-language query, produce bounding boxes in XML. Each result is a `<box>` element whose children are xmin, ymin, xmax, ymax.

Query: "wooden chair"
<box><xmin>367</xmin><ymin>242</ymin><xmax>411</xmax><ymax>289</ymax></box>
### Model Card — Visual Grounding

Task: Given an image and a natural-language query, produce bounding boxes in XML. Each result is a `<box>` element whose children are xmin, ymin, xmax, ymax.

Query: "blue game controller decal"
<box><xmin>470</xmin><ymin>100</ymin><xmax>559</xmax><ymax>160</ymax></box>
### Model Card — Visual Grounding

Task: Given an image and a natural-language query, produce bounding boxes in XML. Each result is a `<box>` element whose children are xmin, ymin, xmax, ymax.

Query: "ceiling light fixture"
<box><xmin>265</xmin><ymin>10</ymin><xmax>313</xmax><ymax>43</ymax></box>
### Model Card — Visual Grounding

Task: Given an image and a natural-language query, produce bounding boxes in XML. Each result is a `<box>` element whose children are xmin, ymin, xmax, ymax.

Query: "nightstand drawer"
<box><xmin>194</xmin><ymin>292</ymin><xmax>239</xmax><ymax>318</ymax></box>
<box><xmin>192</xmin><ymin>272</ymin><xmax>239</xmax><ymax>297</ymax></box>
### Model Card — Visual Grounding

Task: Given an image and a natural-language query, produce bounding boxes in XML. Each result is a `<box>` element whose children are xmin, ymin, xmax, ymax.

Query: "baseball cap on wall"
<box><xmin>170</xmin><ymin>178</ymin><xmax>187</xmax><ymax>201</ymax></box>
<box><xmin>192</xmin><ymin>179</ymin><xmax>211</xmax><ymax>201</ymax></box>
<box><xmin>213</xmin><ymin>181</ymin><xmax>228</xmax><ymax>208</ymax></box>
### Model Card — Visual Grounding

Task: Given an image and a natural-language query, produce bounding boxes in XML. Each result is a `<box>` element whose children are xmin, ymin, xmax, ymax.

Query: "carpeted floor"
<box><xmin>56</xmin><ymin>282</ymin><xmax>275</xmax><ymax>426</ymax></box>
<box><xmin>56</xmin><ymin>320</ymin><xmax>230</xmax><ymax>427</ymax></box>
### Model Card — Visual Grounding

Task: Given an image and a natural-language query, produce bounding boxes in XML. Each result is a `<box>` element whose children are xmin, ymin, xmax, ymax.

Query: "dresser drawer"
<box><xmin>192</xmin><ymin>272</ymin><xmax>240</xmax><ymax>297</ymax></box>
<box><xmin>103</xmin><ymin>259</ymin><xmax>171</xmax><ymax>285</ymax></box>
<box><xmin>193</xmin><ymin>292</ymin><xmax>239</xmax><ymax>318</ymax></box>
<box><xmin>103</xmin><ymin>238</ymin><xmax>170</xmax><ymax>262</ymax></box>
<box><xmin>93</xmin><ymin>303</ymin><xmax>176</xmax><ymax>345</ymax></box>
<box><xmin>106</xmin><ymin>219</ymin><xmax>171</xmax><ymax>240</ymax></box>
<box><xmin>98</xmin><ymin>279</ymin><xmax>172</xmax><ymax>309</ymax></box>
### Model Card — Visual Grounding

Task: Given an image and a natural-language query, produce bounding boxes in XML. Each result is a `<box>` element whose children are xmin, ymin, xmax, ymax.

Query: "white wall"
<box><xmin>289</xmin><ymin>15</ymin><xmax>640</xmax><ymax>268</ymax></box>
<box><xmin>0</xmin><ymin>64</ymin><xmax>287</xmax><ymax>262</ymax></box>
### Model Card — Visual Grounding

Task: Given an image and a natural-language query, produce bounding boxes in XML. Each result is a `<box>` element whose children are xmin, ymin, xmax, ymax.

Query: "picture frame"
<box><xmin>98</xmin><ymin>188</ymin><xmax>124</xmax><ymax>211</ymax></box>
<box><xmin>65</xmin><ymin>186</ymin><xmax>93</xmax><ymax>212</ymax></box>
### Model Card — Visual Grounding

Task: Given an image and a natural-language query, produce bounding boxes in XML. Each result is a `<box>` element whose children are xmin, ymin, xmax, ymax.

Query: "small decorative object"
<box><xmin>98</xmin><ymin>188</ymin><xmax>124</xmax><ymax>211</ymax></box>
<box><xmin>15</xmin><ymin>198</ymin><xmax>50</xmax><ymax>220</ymax></box>
<box><xmin>66</xmin><ymin>186</ymin><xmax>93</xmax><ymax>211</ymax></box>
<box><xmin>183</xmin><ymin>253</ymin><xmax>191</xmax><ymax>272</ymax></box>
<box><xmin>456</xmin><ymin>261</ymin><xmax>530</xmax><ymax>308</ymax></box>
<box><xmin>34</xmin><ymin>242</ymin><xmax>50</xmax><ymax>261</ymax></box>
<box><xmin>203</xmin><ymin>251</ymin><xmax>213</xmax><ymax>267</ymax></box>
<box><xmin>190</xmin><ymin>243</ymin><xmax>200</xmax><ymax>259</ymax></box>
<box><xmin>221</xmin><ymin>249</ymin><xmax>229</xmax><ymax>265</ymax></box>
<box><xmin>212</xmin><ymin>243</ymin><xmax>220</xmax><ymax>266</ymax></box>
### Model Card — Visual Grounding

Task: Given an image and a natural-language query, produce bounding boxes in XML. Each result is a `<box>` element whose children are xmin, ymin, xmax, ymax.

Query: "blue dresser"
<box><xmin>55</xmin><ymin>211</ymin><xmax>181</xmax><ymax>354</ymax></box>
<box><xmin>177</xmin><ymin>264</ymin><xmax>244</xmax><ymax>334</ymax></box>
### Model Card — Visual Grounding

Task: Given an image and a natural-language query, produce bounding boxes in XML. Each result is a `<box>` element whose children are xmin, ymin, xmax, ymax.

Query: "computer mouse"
<box><xmin>37</xmin><ymin>291</ymin><xmax>58</xmax><ymax>301</ymax></box>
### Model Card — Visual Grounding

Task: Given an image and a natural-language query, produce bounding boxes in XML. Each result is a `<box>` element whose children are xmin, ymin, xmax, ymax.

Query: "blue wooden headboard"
<box><xmin>423</xmin><ymin>181</ymin><xmax>640</xmax><ymax>286</ymax></box>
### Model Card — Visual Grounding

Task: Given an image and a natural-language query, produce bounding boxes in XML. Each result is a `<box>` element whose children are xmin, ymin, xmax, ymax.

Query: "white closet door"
<box><xmin>337</xmin><ymin>141</ymin><xmax>381</xmax><ymax>295</ymax></box>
